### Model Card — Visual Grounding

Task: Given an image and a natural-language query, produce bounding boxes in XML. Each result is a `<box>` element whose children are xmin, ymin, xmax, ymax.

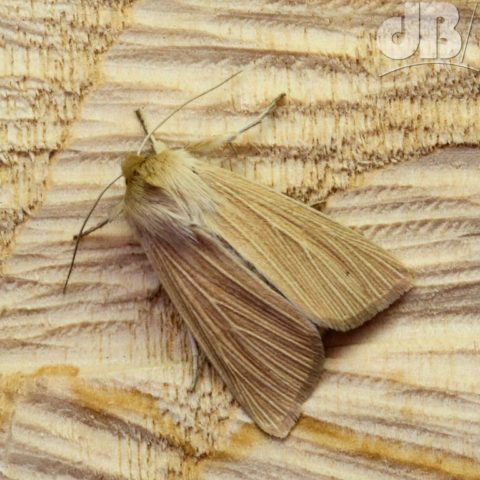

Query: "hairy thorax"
<box><xmin>122</xmin><ymin>149</ymin><xmax>216</xmax><ymax>242</ymax></box>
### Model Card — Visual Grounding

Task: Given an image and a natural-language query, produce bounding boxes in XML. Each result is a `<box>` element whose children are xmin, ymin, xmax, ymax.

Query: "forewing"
<box><xmin>138</xmin><ymin>227</ymin><xmax>324</xmax><ymax>438</ymax></box>
<box><xmin>198</xmin><ymin>163</ymin><xmax>411</xmax><ymax>331</ymax></box>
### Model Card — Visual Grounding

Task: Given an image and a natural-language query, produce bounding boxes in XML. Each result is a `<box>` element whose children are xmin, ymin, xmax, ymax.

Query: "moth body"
<box><xmin>68</xmin><ymin>91</ymin><xmax>411</xmax><ymax>438</ymax></box>
<box><xmin>122</xmin><ymin>150</ymin><xmax>216</xmax><ymax>244</ymax></box>
<box><xmin>119</xmin><ymin>143</ymin><xmax>410</xmax><ymax>438</ymax></box>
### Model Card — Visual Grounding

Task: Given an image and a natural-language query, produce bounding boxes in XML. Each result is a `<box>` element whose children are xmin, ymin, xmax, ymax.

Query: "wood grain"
<box><xmin>1</xmin><ymin>1</ymin><xmax>480</xmax><ymax>478</ymax></box>
<box><xmin>0</xmin><ymin>0</ymin><xmax>136</xmax><ymax>259</ymax></box>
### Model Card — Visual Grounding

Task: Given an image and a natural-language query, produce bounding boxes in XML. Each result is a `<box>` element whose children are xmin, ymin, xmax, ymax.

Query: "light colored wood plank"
<box><xmin>0</xmin><ymin>0</ymin><xmax>136</xmax><ymax>258</ymax></box>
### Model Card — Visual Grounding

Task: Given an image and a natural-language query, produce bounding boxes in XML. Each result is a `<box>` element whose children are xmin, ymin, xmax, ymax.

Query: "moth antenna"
<box><xmin>136</xmin><ymin>70</ymin><xmax>243</xmax><ymax>155</ymax></box>
<box><xmin>63</xmin><ymin>174</ymin><xmax>123</xmax><ymax>294</ymax></box>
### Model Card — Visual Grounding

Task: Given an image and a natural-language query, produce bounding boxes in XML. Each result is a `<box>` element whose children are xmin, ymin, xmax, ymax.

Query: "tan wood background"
<box><xmin>1</xmin><ymin>1</ymin><xmax>479</xmax><ymax>478</ymax></box>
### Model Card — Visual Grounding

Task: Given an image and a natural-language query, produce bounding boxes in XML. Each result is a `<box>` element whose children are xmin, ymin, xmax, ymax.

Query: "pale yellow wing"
<box><xmin>138</xmin><ymin>226</ymin><xmax>324</xmax><ymax>438</ymax></box>
<box><xmin>198</xmin><ymin>163</ymin><xmax>411</xmax><ymax>331</ymax></box>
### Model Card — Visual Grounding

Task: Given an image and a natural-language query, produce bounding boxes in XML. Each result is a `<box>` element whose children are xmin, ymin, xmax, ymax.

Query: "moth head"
<box><xmin>121</xmin><ymin>154</ymin><xmax>145</xmax><ymax>182</ymax></box>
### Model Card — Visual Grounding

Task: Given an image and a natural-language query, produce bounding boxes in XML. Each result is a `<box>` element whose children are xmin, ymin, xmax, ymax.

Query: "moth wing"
<box><xmin>198</xmin><ymin>163</ymin><xmax>411</xmax><ymax>331</ymax></box>
<box><xmin>143</xmin><ymin>227</ymin><xmax>324</xmax><ymax>438</ymax></box>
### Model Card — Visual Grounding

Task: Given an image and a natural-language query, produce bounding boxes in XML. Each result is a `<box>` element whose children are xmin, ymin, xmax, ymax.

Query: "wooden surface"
<box><xmin>1</xmin><ymin>1</ymin><xmax>480</xmax><ymax>479</ymax></box>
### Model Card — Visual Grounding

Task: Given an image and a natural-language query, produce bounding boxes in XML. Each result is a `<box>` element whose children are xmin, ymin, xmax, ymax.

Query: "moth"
<box><xmin>65</xmin><ymin>74</ymin><xmax>411</xmax><ymax>438</ymax></box>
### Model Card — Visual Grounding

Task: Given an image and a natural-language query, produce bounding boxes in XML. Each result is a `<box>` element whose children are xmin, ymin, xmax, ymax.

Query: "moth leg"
<box><xmin>233</xmin><ymin>92</ymin><xmax>286</xmax><ymax>139</ymax></box>
<box><xmin>308</xmin><ymin>198</ymin><xmax>327</xmax><ymax>210</ymax></box>
<box><xmin>185</xmin><ymin>93</ymin><xmax>286</xmax><ymax>155</ymax></box>
<box><xmin>226</xmin><ymin>143</ymin><xmax>237</xmax><ymax>170</ymax></box>
<box><xmin>187</xmin><ymin>329</ymin><xmax>206</xmax><ymax>392</ymax></box>
<box><xmin>227</xmin><ymin>142</ymin><xmax>238</xmax><ymax>156</ymax></box>
<box><xmin>73</xmin><ymin>202</ymin><xmax>123</xmax><ymax>241</ymax></box>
